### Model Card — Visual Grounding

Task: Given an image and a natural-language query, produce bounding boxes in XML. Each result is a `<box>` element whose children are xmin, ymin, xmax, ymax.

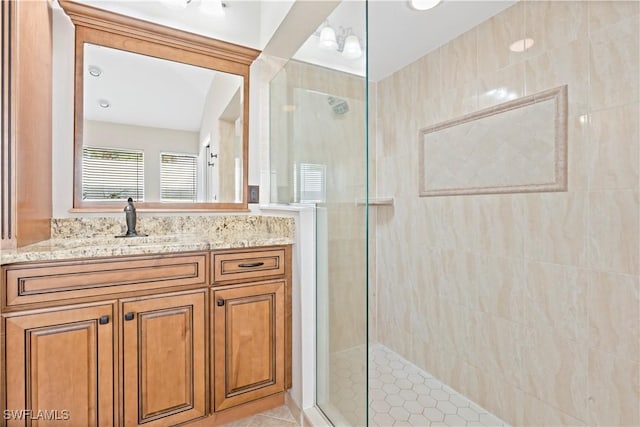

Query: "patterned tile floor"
<box><xmin>328</xmin><ymin>344</ymin><xmax>509</xmax><ymax>426</ymax></box>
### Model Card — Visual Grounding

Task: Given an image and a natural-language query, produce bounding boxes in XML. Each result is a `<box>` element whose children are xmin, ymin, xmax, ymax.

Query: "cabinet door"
<box><xmin>213</xmin><ymin>281</ymin><xmax>285</xmax><ymax>411</ymax></box>
<box><xmin>4</xmin><ymin>304</ymin><xmax>115</xmax><ymax>427</ymax></box>
<box><xmin>122</xmin><ymin>290</ymin><xmax>206</xmax><ymax>427</ymax></box>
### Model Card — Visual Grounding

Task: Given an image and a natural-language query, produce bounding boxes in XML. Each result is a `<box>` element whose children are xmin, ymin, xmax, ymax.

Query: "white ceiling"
<box><xmin>83</xmin><ymin>43</ymin><xmax>243</xmax><ymax>131</ymax></box>
<box><xmin>61</xmin><ymin>0</ymin><xmax>519</xmax><ymax>131</ymax></box>
<box><xmin>368</xmin><ymin>0</ymin><xmax>516</xmax><ymax>81</ymax></box>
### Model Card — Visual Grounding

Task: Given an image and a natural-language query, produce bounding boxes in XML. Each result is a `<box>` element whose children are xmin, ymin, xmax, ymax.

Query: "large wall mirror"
<box><xmin>59</xmin><ymin>0</ymin><xmax>260</xmax><ymax>211</ymax></box>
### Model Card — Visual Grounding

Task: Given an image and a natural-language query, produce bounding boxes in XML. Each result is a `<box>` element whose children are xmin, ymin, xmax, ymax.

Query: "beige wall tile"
<box><xmin>588</xmin><ymin>350</ymin><xmax>640</xmax><ymax>426</ymax></box>
<box><xmin>524</xmin><ymin>38</ymin><xmax>590</xmax><ymax>116</ymax></box>
<box><xmin>524</xmin><ymin>261</ymin><xmax>587</xmax><ymax>341</ymax></box>
<box><xmin>523</xmin><ymin>1</ymin><xmax>588</xmax><ymax>59</ymax></box>
<box><xmin>416</xmin><ymin>49</ymin><xmax>441</xmax><ymax>101</ymax></box>
<box><xmin>588</xmin><ymin>271</ymin><xmax>640</xmax><ymax>361</ymax></box>
<box><xmin>438</xmin><ymin>251</ymin><xmax>478</xmax><ymax>309</ymax></box>
<box><xmin>587</xmin><ymin>190</ymin><xmax>639</xmax><ymax>275</ymax></box>
<box><xmin>476</xmin><ymin>2</ymin><xmax>526</xmax><ymax>75</ymax></box>
<box><xmin>436</xmin><ymin>302</ymin><xmax>474</xmax><ymax>367</ymax></box>
<box><xmin>440</xmin><ymin>29</ymin><xmax>477</xmax><ymax>90</ymax></box>
<box><xmin>468</xmin><ymin>195</ymin><xmax>525</xmax><ymax>259</ymax></box>
<box><xmin>469</xmin><ymin>367</ymin><xmax>525</xmax><ymax>425</ymax></box>
<box><xmin>589</xmin><ymin>103</ymin><xmax>639</xmax><ymax>190</ymax></box>
<box><xmin>478</xmin><ymin>63</ymin><xmax>525</xmax><ymax>109</ymax></box>
<box><xmin>438</xmin><ymin>80</ymin><xmax>479</xmax><ymax>120</ymax></box>
<box><xmin>477</xmin><ymin>255</ymin><xmax>525</xmax><ymax>322</ymax></box>
<box><xmin>568</xmin><ymin>115</ymin><xmax>590</xmax><ymax>190</ymax></box>
<box><xmin>520</xmin><ymin>393</ymin><xmax>587</xmax><ymax>426</ymax></box>
<box><xmin>471</xmin><ymin>313</ymin><xmax>523</xmax><ymax>389</ymax></box>
<box><xmin>589</xmin><ymin>15</ymin><xmax>640</xmax><ymax>111</ymax></box>
<box><xmin>520</xmin><ymin>327</ymin><xmax>588</xmax><ymax>420</ymax></box>
<box><xmin>522</xmin><ymin>192</ymin><xmax>588</xmax><ymax>265</ymax></box>
<box><xmin>589</xmin><ymin>1</ymin><xmax>640</xmax><ymax>35</ymax></box>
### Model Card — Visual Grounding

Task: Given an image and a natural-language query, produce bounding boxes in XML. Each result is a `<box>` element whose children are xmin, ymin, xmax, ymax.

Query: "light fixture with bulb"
<box><xmin>159</xmin><ymin>0</ymin><xmax>226</xmax><ymax>18</ymax></box>
<box><xmin>409</xmin><ymin>0</ymin><xmax>442</xmax><ymax>11</ymax></box>
<box><xmin>316</xmin><ymin>22</ymin><xmax>363</xmax><ymax>60</ymax></box>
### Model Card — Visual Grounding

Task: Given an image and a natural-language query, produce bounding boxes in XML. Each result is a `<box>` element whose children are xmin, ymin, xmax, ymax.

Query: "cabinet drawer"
<box><xmin>212</xmin><ymin>248</ymin><xmax>285</xmax><ymax>284</ymax></box>
<box><xmin>3</xmin><ymin>253</ymin><xmax>208</xmax><ymax>308</ymax></box>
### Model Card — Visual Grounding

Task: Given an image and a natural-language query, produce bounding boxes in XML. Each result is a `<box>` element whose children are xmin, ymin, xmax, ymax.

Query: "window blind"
<box><xmin>295</xmin><ymin>162</ymin><xmax>326</xmax><ymax>203</ymax></box>
<box><xmin>160</xmin><ymin>153</ymin><xmax>197</xmax><ymax>202</ymax></box>
<box><xmin>82</xmin><ymin>147</ymin><xmax>144</xmax><ymax>201</ymax></box>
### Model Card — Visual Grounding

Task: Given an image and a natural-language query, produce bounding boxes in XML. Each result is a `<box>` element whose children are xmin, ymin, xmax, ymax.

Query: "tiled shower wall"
<box><xmin>374</xmin><ymin>1</ymin><xmax>639</xmax><ymax>425</ymax></box>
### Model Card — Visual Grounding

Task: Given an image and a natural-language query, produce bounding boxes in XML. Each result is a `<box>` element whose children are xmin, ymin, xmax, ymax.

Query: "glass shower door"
<box><xmin>268</xmin><ymin>1</ymin><xmax>368</xmax><ymax>424</ymax></box>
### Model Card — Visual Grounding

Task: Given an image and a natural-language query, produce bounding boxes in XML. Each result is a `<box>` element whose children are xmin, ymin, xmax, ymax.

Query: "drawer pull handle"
<box><xmin>98</xmin><ymin>315</ymin><xmax>110</xmax><ymax>325</ymax></box>
<box><xmin>124</xmin><ymin>312</ymin><xmax>135</xmax><ymax>321</ymax></box>
<box><xmin>217</xmin><ymin>299</ymin><xmax>225</xmax><ymax>307</ymax></box>
<box><xmin>238</xmin><ymin>262</ymin><xmax>264</xmax><ymax>268</ymax></box>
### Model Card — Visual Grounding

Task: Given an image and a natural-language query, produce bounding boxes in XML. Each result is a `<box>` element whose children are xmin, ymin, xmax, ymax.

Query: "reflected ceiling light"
<box><xmin>342</xmin><ymin>35</ymin><xmax>362</xmax><ymax>59</ymax></box>
<box><xmin>199</xmin><ymin>0</ymin><xmax>225</xmax><ymax>18</ymax></box>
<box><xmin>317</xmin><ymin>22</ymin><xmax>363</xmax><ymax>60</ymax></box>
<box><xmin>319</xmin><ymin>26</ymin><xmax>338</xmax><ymax>50</ymax></box>
<box><xmin>409</xmin><ymin>0</ymin><xmax>442</xmax><ymax>11</ymax></box>
<box><xmin>88</xmin><ymin>65</ymin><xmax>102</xmax><ymax>77</ymax></box>
<box><xmin>98</xmin><ymin>99</ymin><xmax>110</xmax><ymax>108</ymax></box>
<box><xmin>509</xmin><ymin>38</ymin><xmax>535</xmax><ymax>52</ymax></box>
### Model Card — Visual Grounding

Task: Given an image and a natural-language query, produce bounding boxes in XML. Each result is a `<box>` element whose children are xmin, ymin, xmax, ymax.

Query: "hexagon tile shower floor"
<box><xmin>330</xmin><ymin>344</ymin><xmax>509</xmax><ymax>426</ymax></box>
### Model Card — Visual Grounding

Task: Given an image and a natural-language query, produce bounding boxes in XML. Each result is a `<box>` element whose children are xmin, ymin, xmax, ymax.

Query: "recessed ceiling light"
<box><xmin>509</xmin><ymin>38</ymin><xmax>535</xmax><ymax>53</ymax></box>
<box><xmin>88</xmin><ymin>65</ymin><xmax>102</xmax><ymax>77</ymax></box>
<box><xmin>99</xmin><ymin>99</ymin><xmax>110</xmax><ymax>108</ymax></box>
<box><xmin>409</xmin><ymin>0</ymin><xmax>442</xmax><ymax>11</ymax></box>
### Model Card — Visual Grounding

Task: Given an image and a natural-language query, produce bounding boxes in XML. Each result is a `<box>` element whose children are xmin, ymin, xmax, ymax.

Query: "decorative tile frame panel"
<box><xmin>419</xmin><ymin>85</ymin><xmax>568</xmax><ymax>197</ymax></box>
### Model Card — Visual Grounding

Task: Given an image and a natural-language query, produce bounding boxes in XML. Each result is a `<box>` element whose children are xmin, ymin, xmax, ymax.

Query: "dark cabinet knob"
<box><xmin>216</xmin><ymin>299</ymin><xmax>225</xmax><ymax>307</ymax></box>
<box><xmin>124</xmin><ymin>312</ymin><xmax>135</xmax><ymax>321</ymax></box>
<box><xmin>98</xmin><ymin>315</ymin><xmax>109</xmax><ymax>325</ymax></box>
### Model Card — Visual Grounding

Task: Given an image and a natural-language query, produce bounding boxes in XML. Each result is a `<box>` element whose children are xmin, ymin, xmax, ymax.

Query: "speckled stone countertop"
<box><xmin>1</xmin><ymin>215</ymin><xmax>295</xmax><ymax>265</ymax></box>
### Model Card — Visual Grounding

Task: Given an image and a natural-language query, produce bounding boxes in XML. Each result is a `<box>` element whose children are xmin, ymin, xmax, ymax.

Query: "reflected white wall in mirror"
<box><xmin>82</xmin><ymin>43</ymin><xmax>243</xmax><ymax>204</ymax></box>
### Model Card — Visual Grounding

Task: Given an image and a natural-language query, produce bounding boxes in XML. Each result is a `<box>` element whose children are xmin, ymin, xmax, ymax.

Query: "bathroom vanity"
<box><xmin>0</xmin><ymin>223</ymin><xmax>293</xmax><ymax>427</ymax></box>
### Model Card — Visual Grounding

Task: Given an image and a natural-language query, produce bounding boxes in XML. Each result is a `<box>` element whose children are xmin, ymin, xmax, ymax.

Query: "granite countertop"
<box><xmin>0</xmin><ymin>231</ymin><xmax>295</xmax><ymax>265</ymax></box>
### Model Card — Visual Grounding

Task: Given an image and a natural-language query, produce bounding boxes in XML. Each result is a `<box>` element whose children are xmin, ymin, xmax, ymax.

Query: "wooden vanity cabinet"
<box><xmin>4</xmin><ymin>303</ymin><xmax>116</xmax><ymax>427</ymax></box>
<box><xmin>210</xmin><ymin>246</ymin><xmax>292</xmax><ymax>414</ymax></box>
<box><xmin>1</xmin><ymin>245</ymin><xmax>292</xmax><ymax>426</ymax></box>
<box><xmin>121</xmin><ymin>290</ymin><xmax>207</xmax><ymax>427</ymax></box>
<box><xmin>1</xmin><ymin>252</ymin><xmax>210</xmax><ymax>427</ymax></box>
<box><xmin>212</xmin><ymin>281</ymin><xmax>285</xmax><ymax>411</ymax></box>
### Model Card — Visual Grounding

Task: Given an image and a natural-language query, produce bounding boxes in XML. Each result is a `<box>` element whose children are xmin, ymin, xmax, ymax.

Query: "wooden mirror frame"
<box><xmin>59</xmin><ymin>0</ymin><xmax>261</xmax><ymax>212</ymax></box>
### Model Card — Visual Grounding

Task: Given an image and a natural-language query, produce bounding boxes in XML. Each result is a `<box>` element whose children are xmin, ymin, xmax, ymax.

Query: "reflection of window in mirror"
<box><xmin>160</xmin><ymin>153</ymin><xmax>198</xmax><ymax>203</ymax></box>
<box><xmin>82</xmin><ymin>147</ymin><xmax>144</xmax><ymax>202</ymax></box>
